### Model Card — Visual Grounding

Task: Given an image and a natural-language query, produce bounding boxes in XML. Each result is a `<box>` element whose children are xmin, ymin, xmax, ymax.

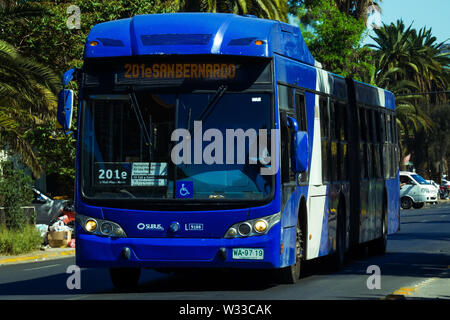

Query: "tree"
<box><xmin>0</xmin><ymin>1</ymin><xmax>176</xmax><ymax>191</ymax></box>
<box><xmin>368</xmin><ymin>20</ymin><xmax>449</xmax><ymax>152</ymax></box>
<box><xmin>0</xmin><ymin>161</ymin><xmax>34</xmax><ymax>231</ymax></box>
<box><xmin>174</xmin><ymin>0</ymin><xmax>289</xmax><ymax>22</ymax></box>
<box><xmin>0</xmin><ymin>1</ymin><xmax>177</xmax><ymax>74</ymax></box>
<box><xmin>0</xmin><ymin>40</ymin><xmax>60</xmax><ymax>177</ymax></box>
<box><xmin>369</xmin><ymin>20</ymin><xmax>449</xmax><ymax>103</ymax></box>
<box><xmin>289</xmin><ymin>0</ymin><xmax>382</xmax><ymax>26</ymax></box>
<box><xmin>0</xmin><ymin>0</ymin><xmax>47</xmax><ymax>23</ymax></box>
<box><xmin>369</xmin><ymin>20</ymin><xmax>449</xmax><ymax>175</ymax></box>
<box><xmin>334</xmin><ymin>0</ymin><xmax>381</xmax><ymax>24</ymax></box>
<box><xmin>294</xmin><ymin>0</ymin><xmax>374</xmax><ymax>81</ymax></box>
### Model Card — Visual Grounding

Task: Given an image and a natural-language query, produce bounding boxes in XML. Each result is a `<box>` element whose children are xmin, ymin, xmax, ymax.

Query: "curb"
<box><xmin>0</xmin><ymin>248</ymin><xmax>75</xmax><ymax>266</ymax></box>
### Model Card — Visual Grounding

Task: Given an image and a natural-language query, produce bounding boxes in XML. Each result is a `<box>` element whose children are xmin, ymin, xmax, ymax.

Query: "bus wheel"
<box><xmin>401</xmin><ymin>197</ymin><xmax>412</xmax><ymax>210</ymax></box>
<box><xmin>276</xmin><ymin>220</ymin><xmax>303</xmax><ymax>284</ymax></box>
<box><xmin>109</xmin><ymin>267</ymin><xmax>141</xmax><ymax>290</ymax></box>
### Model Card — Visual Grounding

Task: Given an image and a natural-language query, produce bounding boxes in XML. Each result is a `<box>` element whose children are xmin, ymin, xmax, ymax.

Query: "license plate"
<box><xmin>232</xmin><ymin>248</ymin><xmax>264</xmax><ymax>260</ymax></box>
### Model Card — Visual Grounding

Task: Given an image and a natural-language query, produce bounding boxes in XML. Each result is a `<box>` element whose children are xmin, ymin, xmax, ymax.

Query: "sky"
<box><xmin>364</xmin><ymin>0</ymin><xmax>450</xmax><ymax>45</ymax></box>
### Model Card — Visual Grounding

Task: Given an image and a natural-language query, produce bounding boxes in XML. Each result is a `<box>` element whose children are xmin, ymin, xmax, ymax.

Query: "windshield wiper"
<box><xmin>128</xmin><ymin>91</ymin><xmax>152</xmax><ymax>148</ymax></box>
<box><xmin>194</xmin><ymin>85</ymin><xmax>228</xmax><ymax>126</ymax></box>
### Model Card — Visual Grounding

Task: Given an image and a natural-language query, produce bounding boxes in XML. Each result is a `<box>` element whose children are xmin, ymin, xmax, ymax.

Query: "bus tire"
<box><xmin>109</xmin><ymin>267</ymin><xmax>141</xmax><ymax>290</ymax></box>
<box><xmin>276</xmin><ymin>219</ymin><xmax>303</xmax><ymax>284</ymax></box>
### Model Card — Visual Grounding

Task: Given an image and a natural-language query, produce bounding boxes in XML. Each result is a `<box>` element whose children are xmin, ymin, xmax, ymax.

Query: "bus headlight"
<box><xmin>254</xmin><ymin>219</ymin><xmax>268</xmax><ymax>233</ymax></box>
<box><xmin>224</xmin><ymin>213</ymin><xmax>280</xmax><ymax>239</ymax></box>
<box><xmin>85</xmin><ymin>219</ymin><xmax>98</xmax><ymax>232</ymax></box>
<box><xmin>76</xmin><ymin>214</ymin><xmax>127</xmax><ymax>238</ymax></box>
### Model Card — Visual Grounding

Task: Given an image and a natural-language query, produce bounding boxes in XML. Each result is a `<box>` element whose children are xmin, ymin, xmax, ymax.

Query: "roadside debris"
<box><xmin>35</xmin><ymin>210</ymin><xmax>75</xmax><ymax>248</ymax></box>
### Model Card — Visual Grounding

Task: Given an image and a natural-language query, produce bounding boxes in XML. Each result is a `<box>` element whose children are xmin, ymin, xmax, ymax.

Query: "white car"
<box><xmin>400</xmin><ymin>171</ymin><xmax>438</xmax><ymax>209</ymax></box>
<box><xmin>426</xmin><ymin>180</ymin><xmax>440</xmax><ymax>192</ymax></box>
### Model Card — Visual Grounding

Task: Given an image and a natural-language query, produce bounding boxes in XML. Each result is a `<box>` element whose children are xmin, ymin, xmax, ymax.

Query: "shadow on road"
<box><xmin>0</xmin><ymin>248</ymin><xmax>448</xmax><ymax>297</ymax></box>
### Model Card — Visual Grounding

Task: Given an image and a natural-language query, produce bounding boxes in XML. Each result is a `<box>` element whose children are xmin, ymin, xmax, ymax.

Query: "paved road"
<box><xmin>0</xmin><ymin>202</ymin><xmax>449</xmax><ymax>300</ymax></box>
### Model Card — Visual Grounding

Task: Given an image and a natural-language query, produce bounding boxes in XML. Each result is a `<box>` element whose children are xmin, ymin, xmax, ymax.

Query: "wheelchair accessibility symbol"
<box><xmin>176</xmin><ymin>181</ymin><xmax>193</xmax><ymax>199</ymax></box>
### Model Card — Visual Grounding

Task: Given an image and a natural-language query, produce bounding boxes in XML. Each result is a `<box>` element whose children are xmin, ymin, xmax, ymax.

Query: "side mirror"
<box><xmin>287</xmin><ymin>116</ymin><xmax>308</xmax><ymax>173</ymax></box>
<box><xmin>57</xmin><ymin>89</ymin><xmax>74</xmax><ymax>130</ymax></box>
<box><xmin>62</xmin><ymin>68</ymin><xmax>77</xmax><ymax>87</ymax></box>
<box><xmin>293</xmin><ymin>131</ymin><xmax>309</xmax><ymax>173</ymax></box>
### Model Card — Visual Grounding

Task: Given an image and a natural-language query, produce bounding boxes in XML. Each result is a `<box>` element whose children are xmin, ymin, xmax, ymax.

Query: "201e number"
<box><xmin>98</xmin><ymin>169</ymin><xmax>127</xmax><ymax>180</ymax></box>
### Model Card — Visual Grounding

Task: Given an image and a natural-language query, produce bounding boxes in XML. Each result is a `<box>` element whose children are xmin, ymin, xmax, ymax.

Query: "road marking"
<box><xmin>0</xmin><ymin>249</ymin><xmax>75</xmax><ymax>266</ymax></box>
<box><xmin>387</xmin><ymin>278</ymin><xmax>438</xmax><ymax>299</ymax></box>
<box><xmin>24</xmin><ymin>264</ymin><xmax>60</xmax><ymax>271</ymax></box>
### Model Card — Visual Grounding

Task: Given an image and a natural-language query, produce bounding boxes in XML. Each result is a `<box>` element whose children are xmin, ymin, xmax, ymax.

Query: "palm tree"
<box><xmin>0</xmin><ymin>0</ymin><xmax>47</xmax><ymax>25</ymax></box>
<box><xmin>369</xmin><ymin>20</ymin><xmax>449</xmax><ymax>100</ymax></box>
<box><xmin>291</xmin><ymin>0</ymin><xmax>381</xmax><ymax>26</ymax></box>
<box><xmin>0</xmin><ymin>40</ymin><xmax>60</xmax><ymax>177</ymax></box>
<box><xmin>173</xmin><ymin>0</ymin><xmax>289</xmax><ymax>22</ymax></box>
<box><xmin>334</xmin><ymin>0</ymin><xmax>382</xmax><ymax>24</ymax></box>
<box><xmin>368</xmin><ymin>19</ymin><xmax>449</xmax><ymax>159</ymax></box>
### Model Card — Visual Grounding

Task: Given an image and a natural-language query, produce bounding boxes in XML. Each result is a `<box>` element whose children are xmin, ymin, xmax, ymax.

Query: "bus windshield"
<box><xmin>80</xmin><ymin>91</ymin><xmax>273</xmax><ymax>202</ymax></box>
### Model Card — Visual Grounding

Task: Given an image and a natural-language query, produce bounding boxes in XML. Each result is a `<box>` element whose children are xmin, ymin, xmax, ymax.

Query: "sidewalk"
<box><xmin>0</xmin><ymin>247</ymin><xmax>75</xmax><ymax>266</ymax></box>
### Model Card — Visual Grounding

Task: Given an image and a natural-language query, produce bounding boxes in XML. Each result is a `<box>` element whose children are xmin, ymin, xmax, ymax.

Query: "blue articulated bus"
<box><xmin>58</xmin><ymin>13</ymin><xmax>400</xmax><ymax>288</ymax></box>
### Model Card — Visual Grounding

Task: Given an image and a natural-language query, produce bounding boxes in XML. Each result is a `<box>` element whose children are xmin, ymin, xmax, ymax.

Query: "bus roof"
<box><xmin>84</xmin><ymin>12</ymin><xmax>315</xmax><ymax>66</ymax></box>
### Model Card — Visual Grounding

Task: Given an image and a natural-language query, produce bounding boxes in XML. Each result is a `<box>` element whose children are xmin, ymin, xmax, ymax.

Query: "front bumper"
<box><xmin>75</xmin><ymin>226</ymin><xmax>282</xmax><ymax>269</ymax></box>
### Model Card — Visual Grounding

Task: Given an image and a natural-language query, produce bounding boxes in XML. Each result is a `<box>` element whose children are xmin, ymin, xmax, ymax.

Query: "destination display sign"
<box><xmin>83</xmin><ymin>58</ymin><xmax>271</xmax><ymax>87</ymax></box>
<box><xmin>94</xmin><ymin>162</ymin><xmax>167</xmax><ymax>187</ymax></box>
<box><xmin>123</xmin><ymin>63</ymin><xmax>236</xmax><ymax>80</ymax></box>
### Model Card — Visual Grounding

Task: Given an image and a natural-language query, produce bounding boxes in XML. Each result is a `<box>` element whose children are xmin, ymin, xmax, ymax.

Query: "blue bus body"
<box><xmin>72</xmin><ymin>13</ymin><xmax>400</xmax><ymax>271</ymax></box>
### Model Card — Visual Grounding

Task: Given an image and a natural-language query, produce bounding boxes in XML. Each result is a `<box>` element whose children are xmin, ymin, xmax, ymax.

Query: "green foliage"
<box><xmin>369</xmin><ymin>19</ymin><xmax>450</xmax><ymax>103</ymax></box>
<box><xmin>369</xmin><ymin>19</ymin><xmax>449</xmax><ymax>160</ymax></box>
<box><xmin>0</xmin><ymin>1</ymin><xmax>175</xmax><ymax>192</ymax></box>
<box><xmin>0</xmin><ymin>161</ymin><xmax>34</xmax><ymax>231</ymax></box>
<box><xmin>0</xmin><ymin>39</ymin><xmax>60</xmax><ymax>177</ymax></box>
<box><xmin>0</xmin><ymin>1</ymin><xmax>177</xmax><ymax>74</ymax></box>
<box><xmin>24</xmin><ymin>121</ymin><xmax>76</xmax><ymax>195</ymax></box>
<box><xmin>0</xmin><ymin>224</ymin><xmax>42</xmax><ymax>255</ymax></box>
<box><xmin>175</xmin><ymin>0</ymin><xmax>289</xmax><ymax>22</ymax></box>
<box><xmin>295</xmin><ymin>0</ymin><xmax>374</xmax><ymax>81</ymax></box>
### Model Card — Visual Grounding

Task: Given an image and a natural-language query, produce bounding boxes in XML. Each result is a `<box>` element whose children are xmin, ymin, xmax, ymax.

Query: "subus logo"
<box><xmin>137</xmin><ymin>223</ymin><xmax>164</xmax><ymax>231</ymax></box>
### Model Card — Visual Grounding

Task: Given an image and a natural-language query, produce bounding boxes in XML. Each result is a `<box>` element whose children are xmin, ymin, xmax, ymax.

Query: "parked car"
<box><xmin>426</xmin><ymin>180</ymin><xmax>440</xmax><ymax>196</ymax></box>
<box><xmin>32</xmin><ymin>188</ymin><xmax>73</xmax><ymax>225</ymax></box>
<box><xmin>400</xmin><ymin>171</ymin><xmax>438</xmax><ymax>209</ymax></box>
<box><xmin>440</xmin><ymin>181</ymin><xmax>449</xmax><ymax>199</ymax></box>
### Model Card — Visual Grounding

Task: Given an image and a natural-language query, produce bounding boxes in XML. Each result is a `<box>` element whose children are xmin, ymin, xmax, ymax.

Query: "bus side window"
<box><xmin>373</xmin><ymin>110</ymin><xmax>382</xmax><ymax>178</ymax></box>
<box><xmin>278</xmin><ymin>84</ymin><xmax>294</xmax><ymax>112</ymax></box>
<box><xmin>336</xmin><ymin>101</ymin><xmax>348</xmax><ymax>181</ymax></box>
<box><xmin>358</xmin><ymin>105</ymin><xmax>367</xmax><ymax>179</ymax></box>
<box><xmin>386</xmin><ymin>114</ymin><xmax>393</xmax><ymax>178</ymax></box>
<box><xmin>319</xmin><ymin>96</ymin><xmax>329</xmax><ymax>184</ymax></box>
<box><xmin>330</xmin><ymin>101</ymin><xmax>338</xmax><ymax>182</ymax></box>
<box><xmin>295</xmin><ymin>93</ymin><xmax>307</xmax><ymax>132</ymax></box>
<box><xmin>393</xmin><ymin>116</ymin><xmax>399</xmax><ymax>175</ymax></box>
<box><xmin>295</xmin><ymin>92</ymin><xmax>308</xmax><ymax>184</ymax></box>
<box><xmin>280</xmin><ymin>111</ymin><xmax>293</xmax><ymax>184</ymax></box>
